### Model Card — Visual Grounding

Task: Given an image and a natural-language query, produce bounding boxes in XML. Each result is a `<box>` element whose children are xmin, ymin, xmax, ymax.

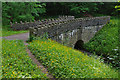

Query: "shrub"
<box><xmin>28</xmin><ymin>39</ymin><xmax>118</xmax><ymax>78</ymax></box>
<box><xmin>2</xmin><ymin>40</ymin><xmax>47</xmax><ymax>78</ymax></box>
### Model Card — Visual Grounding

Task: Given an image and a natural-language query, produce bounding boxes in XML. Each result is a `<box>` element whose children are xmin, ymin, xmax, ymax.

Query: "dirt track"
<box><xmin>1</xmin><ymin>32</ymin><xmax>29</xmax><ymax>41</ymax></box>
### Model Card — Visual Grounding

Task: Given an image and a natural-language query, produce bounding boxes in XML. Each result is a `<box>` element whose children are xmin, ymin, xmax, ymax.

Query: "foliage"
<box><xmin>2</xmin><ymin>2</ymin><xmax>119</xmax><ymax>26</ymax></box>
<box><xmin>115</xmin><ymin>5</ymin><xmax>120</xmax><ymax>10</ymax></box>
<box><xmin>69</xmin><ymin>3</ymin><xmax>98</xmax><ymax>16</ymax></box>
<box><xmin>28</xmin><ymin>38</ymin><xmax>118</xmax><ymax>78</ymax></box>
<box><xmin>96</xmin><ymin>3</ymin><xmax>119</xmax><ymax>16</ymax></box>
<box><xmin>2</xmin><ymin>40</ymin><xmax>48</xmax><ymax>78</ymax></box>
<box><xmin>46</xmin><ymin>2</ymin><xmax>100</xmax><ymax>17</ymax></box>
<box><xmin>45</xmin><ymin>2</ymin><xmax>118</xmax><ymax>17</ymax></box>
<box><xmin>2</xmin><ymin>2</ymin><xmax>46</xmax><ymax>25</ymax></box>
<box><xmin>115</xmin><ymin>1</ymin><xmax>120</xmax><ymax>10</ymax></box>
<box><xmin>84</xmin><ymin>17</ymin><xmax>119</xmax><ymax>69</ymax></box>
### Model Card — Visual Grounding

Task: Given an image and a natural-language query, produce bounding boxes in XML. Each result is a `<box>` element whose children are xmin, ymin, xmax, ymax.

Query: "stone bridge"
<box><xmin>12</xmin><ymin>16</ymin><xmax>110</xmax><ymax>49</ymax></box>
<box><xmin>29</xmin><ymin>16</ymin><xmax>110</xmax><ymax>49</ymax></box>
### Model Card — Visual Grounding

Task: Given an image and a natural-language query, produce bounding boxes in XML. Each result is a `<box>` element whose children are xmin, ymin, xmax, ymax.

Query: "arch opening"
<box><xmin>74</xmin><ymin>40</ymin><xmax>84</xmax><ymax>50</ymax></box>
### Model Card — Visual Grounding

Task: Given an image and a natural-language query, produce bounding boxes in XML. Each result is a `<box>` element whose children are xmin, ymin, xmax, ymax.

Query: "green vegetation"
<box><xmin>2</xmin><ymin>2</ymin><xmax>118</xmax><ymax>36</ymax></box>
<box><xmin>2</xmin><ymin>40</ymin><xmax>47</xmax><ymax>78</ymax></box>
<box><xmin>2</xmin><ymin>29</ymin><xmax>28</xmax><ymax>37</ymax></box>
<box><xmin>1</xmin><ymin>26</ymin><xmax>28</xmax><ymax>37</ymax></box>
<box><xmin>115</xmin><ymin>1</ymin><xmax>120</xmax><ymax>11</ymax></box>
<box><xmin>2</xmin><ymin>2</ymin><xmax>46</xmax><ymax>25</ymax></box>
<box><xmin>28</xmin><ymin>39</ymin><xmax>118</xmax><ymax>78</ymax></box>
<box><xmin>84</xmin><ymin>17</ymin><xmax>119</xmax><ymax>69</ymax></box>
<box><xmin>0</xmin><ymin>39</ymin><xmax>2</xmax><ymax>79</ymax></box>
<box><xmin>2</xmin><ymin>2</ymin><xmax>118</xmax><ymax>26</ymax></box>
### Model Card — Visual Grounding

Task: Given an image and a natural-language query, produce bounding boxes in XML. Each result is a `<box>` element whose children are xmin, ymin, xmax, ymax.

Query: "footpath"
<box><xmin>1</xmin><ymin>32</ymin><xmax>54</xmax><ymax>79</ymax></box>
<box><xmin>1</xmin><ymin>32</ymin><xmax>29</xmax><ymax>41</ymax></box>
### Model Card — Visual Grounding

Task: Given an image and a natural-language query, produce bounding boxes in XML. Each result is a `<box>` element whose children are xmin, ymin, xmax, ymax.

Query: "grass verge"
<box><xmin>1</xmin><ymin>26</ymin><xmax>28</xmax><ymax>37</ymax></box>
<box><xmin>2</xmin><ymin>40</ymin><xmax>47</xmax><ymax>78</ymax></box>
<box><xmin>28</xmin><ymin>39</ymin><xmax>118</xmax><ymax>78</ymax></box>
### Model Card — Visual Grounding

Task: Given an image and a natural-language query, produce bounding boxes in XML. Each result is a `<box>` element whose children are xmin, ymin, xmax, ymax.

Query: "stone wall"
<box><xmin>10</xmin><ymin>16</ymin><xmax>74</xmax><ymax>30</ymax></box>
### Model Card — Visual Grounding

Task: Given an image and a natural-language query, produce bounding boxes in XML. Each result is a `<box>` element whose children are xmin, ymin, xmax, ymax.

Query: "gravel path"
<box><xmin>1</xmin><ymin>32</ymin><xmax>29</xmax><ymax>41</ymax></box>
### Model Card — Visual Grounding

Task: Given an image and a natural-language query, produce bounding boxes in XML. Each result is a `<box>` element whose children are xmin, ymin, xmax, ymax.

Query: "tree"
<box><xmin>45</xmin><ymin>2</ymin><xmax>104</xmax><ymax>17</ymax></box>
<box><xmin>2</xmin><ymin>2</ymin><xmax>46</xmax><ymax>25</ymax></box>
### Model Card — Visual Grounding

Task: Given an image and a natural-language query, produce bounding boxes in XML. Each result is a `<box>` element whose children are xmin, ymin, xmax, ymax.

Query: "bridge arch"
<box><xmin>74</xmin><ymin>40</ymin><xmax>84</xmax><ymax>50</ymax></box>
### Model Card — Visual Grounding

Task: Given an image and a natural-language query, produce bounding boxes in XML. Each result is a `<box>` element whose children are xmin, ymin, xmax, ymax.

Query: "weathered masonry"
<box><xmin>10</xmin><ymin>16</ymin><xmax>74</xmax><ymax>30</ymax></box>
<box><xmin>29</xmin><ymin>16</ymin><xmax>110</xmax><ymax>49</ymax></box>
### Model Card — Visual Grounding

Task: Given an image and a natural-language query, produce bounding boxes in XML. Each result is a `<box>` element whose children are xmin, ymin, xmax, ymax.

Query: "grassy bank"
<box><xmin>84</xmin><ymin>17</ymin><xmax>119</xmax><ymax>69</ymax></box>
<box><xmin>2</xmin><ymin>40</ymin><xmax>47</xmax><ymax>78</ymax></box>
<box><xmin>28</xmin><ymin>39</ymin><xmax>118</xmax><ymax>78</ymax></box>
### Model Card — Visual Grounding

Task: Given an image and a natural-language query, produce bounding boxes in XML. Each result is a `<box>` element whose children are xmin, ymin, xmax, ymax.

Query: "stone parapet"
<box><xmin>10</xmin><ymin>16</ymin><xmax>75</xmax><ymax>30</ymax></box>
<box><xmin>29</xmin><ymin>16</ymin><xmax>110</xmax><ymax>39</ymax></box>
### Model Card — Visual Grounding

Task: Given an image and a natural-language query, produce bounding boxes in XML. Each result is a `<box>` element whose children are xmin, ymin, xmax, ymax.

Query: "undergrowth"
<box><xmin>28</xmin><ymin>38</ymin><xmax>118</xmax><ymax>78</ymax></box>
<box><xmin>2</xmin><ymin>40</ymin><xmax>47</xmax><ymax>78</ymax></box>
<box><xmin>84</xmin><ymin>17</ymin><xmax>119</xmax><ymax>69</ymax></box>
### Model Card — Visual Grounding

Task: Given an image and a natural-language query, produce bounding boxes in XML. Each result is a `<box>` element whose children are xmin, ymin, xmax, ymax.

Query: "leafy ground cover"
<box><xmin>2</xmin><ymin>40</ymin><xmax>47</xmax><ymax>78</ymax></box>
<box><xmin>28</xmin><ymin>38</ymin><xmax>118</xmax><ymax>78</ymax></box>
<box><xmin>84</xmin><ymin>17</ymin><xmax>119</xmax><ymax>69</ymax></box>
<box><xmin>1</xmin><ymin>26</ymin><xmax>28</xmax><ymax>37</ymax></box>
